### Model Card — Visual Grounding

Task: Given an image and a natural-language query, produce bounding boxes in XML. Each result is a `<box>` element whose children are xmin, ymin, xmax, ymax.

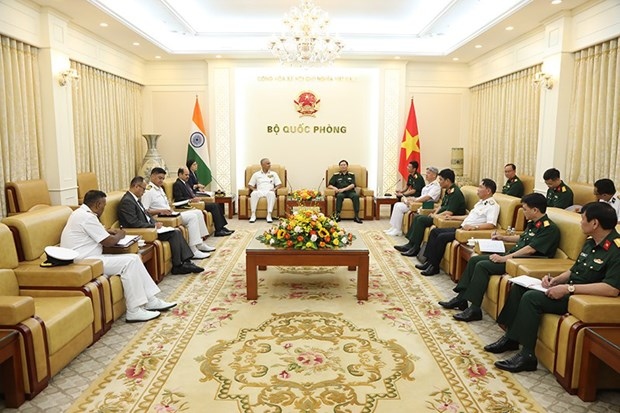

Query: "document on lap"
<box><xmin>508</xmin><ymin>275</ymin><xmax>548</xmax><ymax>293</ymax></box>
<box><xmin>116</xmin><ymin>235</ymin><xmax>140</xmax><ymax>247</ymax></box>
<box><xmin>476</xmin><ymin>239</ymin><xmax>506</xmax><ymax>253</ymax></box>
<box><xmin>157</xmin><ymin>226</ymin><xmax>176</xmax><ymax>234</ymax></box>
<box><xmin>172</xmin><ymin>199</ymin><xmax>190</xmax><ymax>207</ymax></box>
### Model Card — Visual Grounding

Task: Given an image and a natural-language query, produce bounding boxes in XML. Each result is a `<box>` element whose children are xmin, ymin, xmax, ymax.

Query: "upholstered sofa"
<box><xmin>238</xmin><ymin>164</ymin><xmax>288</xmax><ymax>219</ymax></box>
<box><xmin>76</xmin><ymin>172</ymin><xmax>99</xmax><ymax>204</ymax></box>
<box><xmin>1</xmin><ymin>206</ymin><xmax>112</xmax><ymax>336</ymax></box>
<box><xmin>0</xmin><ymin>223</ymin><xmax>95</xmax><ymax>399</ymax></box>
<box><xmin>161</xmin><ymin>177</ymin><xmax>215</xmax><ymax>234</ymax></box>
<box><xmin>568</xmin><ymin>181</ymin><xmax>596</xmax><ymax>209</ymax></box>
<box><xmin>324</xmin><ymin>164</ymin><xmax>374</xmax><ymax>220</ymax></box>
<box><xmin>494</xmin><ymin>207</ymin><xmax>620</xmax><ymax>393</ymax></box>
<box><xmin>5</xmin><ymin>180</ymin><xmax>53</xmax><ymax>215</ymax></box>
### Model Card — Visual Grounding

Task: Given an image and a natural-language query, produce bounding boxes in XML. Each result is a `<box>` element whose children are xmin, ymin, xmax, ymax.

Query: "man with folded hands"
<box><xmin>61</xmin><ymin>190</ymin><xmax>176</xmax><ymax>323</ymax></box>
<box><xmin>438</xmin><ymin>193</ymin><xmax>560</xmax><ymax>322</ymax></box>
<box><xmin>394</xmin><ymin>168</ymin><xmax>466</xmax><ymax>257</ymax></box>
<box><xmin>415</xmin><ymin>178</ymin><xmax>500</xmax><ymax>276</ymax></box>
<box><xmin>485</xmin><ymin>202</ymin><xmax>620</xmax><ymax>373</ymax></box>
<box><xmin>118</xmin><ymin>176</ymin><xmax>204</xmax><ymax>275</ymax></box>
<box><xmin>142</xmin><ymin>167</ymin><xmax>215</xmax><ymax>259</ymax></box>
<box><xmin>173</xmin><ymin>166</ymin><xmax>234</xmax><ymax>236</ymax></box>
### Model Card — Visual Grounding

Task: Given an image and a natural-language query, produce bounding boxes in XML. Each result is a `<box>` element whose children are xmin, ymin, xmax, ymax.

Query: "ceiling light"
<box><xmin>551</xmin><ymin>0</ymin><xmax>562</xmax><ymax>4</ymax></box>
<box><xmin>452</xmin><ymin>57</ymin><xmax>459</xmax><ymax>61</ymax></box>
<box><xmin>215</xmin><ymin>55</ymin><xmax>222</xmax><ymax>59</ymax></box>
<box><xmin>155</xmin><ymin>55</ymin><xmax>161</xmax><ymax>59</ymax></box>
<box><xmin>394</xmin><ymin>56</ymin><xmax>401</xmax><ymax>60</ymax></box>
<box><xmin>475</xmin><ymin>44</ymin><xmax>483</xmax><ymax>49</ymax></box>
<box><xmin>505</xmin><ymin>26</ymin><xmax>514</xmax><ymax>31</ymax></box>
<box><xmin>99</xmin><ymin>22</ymin><xmax>108</xmax><ymax>28</ymax></box>
<box><xmin>268</xmin><ymin>0</ymin><xmax>343</xmax><ymax>67</ymax></box>
<box><xmin>132</xmin><ymin>42</ymin><xmax>140</xmax><ymax>46</ymax></box>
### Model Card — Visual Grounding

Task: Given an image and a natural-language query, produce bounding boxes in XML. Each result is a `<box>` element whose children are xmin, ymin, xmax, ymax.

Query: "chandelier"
<box><xmin>268</xmin><ymin>0</ymin><xmax>344</xmax><ymax>66</ymax></box>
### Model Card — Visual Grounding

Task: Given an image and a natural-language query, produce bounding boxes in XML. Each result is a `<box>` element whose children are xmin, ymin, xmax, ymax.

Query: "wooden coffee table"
<box><xmin>246</xmin><ymin>230</ymin><xmax>369</xmax><ymax>300</ymax></box>
<box><xmin>0</xmin><ymin>330</ymin><xmax>25</xmax><ymax>408</ymax></box>
<box><xmin>285</xmin><ymin>198</ymin><xmax>327</xmax><ymax>215</ymax></box>
<box><xmin>578</xmin><ymin>326</ymin><xmax>620</xmax><ymax>401</ymax></box>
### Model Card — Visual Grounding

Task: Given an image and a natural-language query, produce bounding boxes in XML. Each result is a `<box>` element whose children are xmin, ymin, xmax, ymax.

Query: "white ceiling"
<box><xmin>32</xmin><ymin>0</ymin><xmax>592</xmax><ymax>63</ymax></box>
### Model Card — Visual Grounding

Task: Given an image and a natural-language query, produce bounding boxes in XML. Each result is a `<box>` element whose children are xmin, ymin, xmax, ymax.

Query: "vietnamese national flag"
<box><xmin>187</xmin><ymin>97</ymin><xmax>212</xmax><ymax>185</ymax></box>
<box><xmin>398</xmin><ymin>99</ymin><xmax>421</xmax><ymax>180</ymax></box>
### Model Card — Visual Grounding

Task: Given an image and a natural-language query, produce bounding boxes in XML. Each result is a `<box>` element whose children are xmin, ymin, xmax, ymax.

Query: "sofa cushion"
<box><xmin>0</xmin><ymin>295</ymin><xmax>35</xmax><ymax>324</ymax></box>
<box><xmin>33</xmin><ymin>296</ymin><xmax>94</xmax><ymax>354</ymax></box>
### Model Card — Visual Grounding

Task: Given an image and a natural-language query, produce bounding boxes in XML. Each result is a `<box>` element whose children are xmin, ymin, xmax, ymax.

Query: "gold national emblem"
<box><xmin>294</xmin><ymin>91</ymin><xmax>320</xmax><ymax>117</ymax></box>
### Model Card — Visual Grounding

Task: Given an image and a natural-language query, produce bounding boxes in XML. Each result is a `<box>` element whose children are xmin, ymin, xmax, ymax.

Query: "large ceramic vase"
<box><xmin>140</xmin><ymin>134</ymin><xmax>168</xmax><ymax>180</ymax></box>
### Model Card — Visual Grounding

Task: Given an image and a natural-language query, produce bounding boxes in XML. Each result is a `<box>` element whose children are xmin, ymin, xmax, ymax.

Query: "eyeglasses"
<box><xmin>138</xmin><ymin>185</ymin><xmax>147</xmax><ymax>190</ymax></box>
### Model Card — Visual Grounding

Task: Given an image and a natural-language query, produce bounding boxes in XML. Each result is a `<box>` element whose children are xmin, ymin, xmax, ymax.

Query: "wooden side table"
<box><xmin>454</xmin><ymin>244</ymin><xmax>476</xmax><ymax>282</ymax></box>
<box><xmin>213</xmin><ymin>196</ymin><xmax>234</xmax><ymax>218</ymax></box>
<box><xmin>138</xmin><ymin>244</ymin><xmax>157</xmax><ymax>282</ymax></box>
<box><xmin>578</xmin><ymin>327</ymin><xmax>620</xmax><ymax>402</ymax></box>
<box><xmin>374</xmin><ymin>197</ymin><xmax>398</xmax><ymax>219</ymax></box>
<box><xmin>0</xmin><ymin>330</ymin><xmax>25</xmax><ymax>408</ymax></box>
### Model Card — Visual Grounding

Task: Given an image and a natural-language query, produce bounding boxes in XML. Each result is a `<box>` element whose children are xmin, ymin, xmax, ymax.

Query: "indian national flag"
<box><xmin>187</xmin><ymin>97</ymin><xmax>212</xmax><ymax>185</ymax></box>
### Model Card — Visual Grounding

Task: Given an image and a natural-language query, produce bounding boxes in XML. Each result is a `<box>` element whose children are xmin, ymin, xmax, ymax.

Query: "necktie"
<box><xmin>185</xmin><ymin>181</ymin><xmax>196</xmax><ymax>198</ymax></box>
<box><xmin>137</xmin><ymin>199</ymin><xmax>153</xmax><ymax>224</ymax></box>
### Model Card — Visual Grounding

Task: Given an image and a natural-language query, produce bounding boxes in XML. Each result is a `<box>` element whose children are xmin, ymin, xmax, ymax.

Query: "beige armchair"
<box><xmin>325</xmin><ymin>165</ymin><xmax>374</xmax><ymax>220</ymax></box>
<box><xmin>0</xmin><ymin>222</ymin><xmax>95</xmax><ymax>399</ymax></box>
<box><xmin>76</xmin><ymin>172</ymin><xmax>99</xmax><ymax>204</ymax></box>
<box><xmin>238</xmin><ymin>164</ymin><xmax>288</xmax><ymax>219</ymax></box>
<box><xmin>5</xmin><ymin>179</ymin><xmax>52</xmax><ymax>215</ymax></box>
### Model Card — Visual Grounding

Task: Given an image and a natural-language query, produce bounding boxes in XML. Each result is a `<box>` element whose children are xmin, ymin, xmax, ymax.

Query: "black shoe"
<box><xmin>335</xmin><ymin>215</ymin><xmax>341</xmax><ymax>222</ymax></box>
<box><xmin>484</xmin><ymin>336</ymin><xmax>520</xmax><ymax>354</ymax></box>
<box><xmin>494</xmin><ymin>352</ymin><xmax>538</xmax><ymax>372</ymax></box>
<box><xmin>401</xmin><ymin>247</ymin><xmax>420</xmax><ymax>257</ymax></box>
<box><xmin>453</xmin><ymin>307</ymin><xmax>483</xmax><ymax>322</ymax></box>
<box><xmin>353</xmin><ymin>216</ymin><xmax>362</xmax><ymax>223</ymax></box>
<box><xmin>171</xmin><ymin>265</ymin><xmax>192</xmax><ymax>275</ymax></box>
<box><xmin>214</xmin><ymin>229</ymin><xmax>230</xmax><ymax>237</ymax></box>
<box><xmin>222</xmin><ymin>228</ymin><xmax>235</xmax><ymax>234</ymax></box>
<box><xmin>394</xmin><ymin>243</ymin><xmax>413</xmax><ymax>252</ymax></box>
<box><xmin>438</xmin><ymin>296</ymin><xmax>468</xmax><ymax>310</ymax></box>
<box><xmin>184</xmin><ymin>262</ymin><xmax>204</xmax><ymax>273</ymax></box>
<box><xmin>415</xmin><ymin>261</ymin><xmax>431</xmax><ymax>270</ymax></box>
<box><xmin>421</xmin><ymin>265</ymin><xmax>439</xmax><ymax>276</ymax></box>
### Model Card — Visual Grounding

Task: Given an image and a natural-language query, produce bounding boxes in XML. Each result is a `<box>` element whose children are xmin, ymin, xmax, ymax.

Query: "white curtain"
<box><xmin>566</xmin><ymin>37</ymin><xmax>620</xmax><ymax>184</ymax></box>
<box><xmin>467</xmin><ymin>65</ymin><xmax>541</xmax><ymax>187</ymax></box>
<box><xmin>0</xmin><ymin>35</ymin><xmax>44</xmax><ymax>217</ymax></box>
<box><xmin>71</xmin><ymin>61</ymin><xmax>143</xmax><ymax>192</ymax></box>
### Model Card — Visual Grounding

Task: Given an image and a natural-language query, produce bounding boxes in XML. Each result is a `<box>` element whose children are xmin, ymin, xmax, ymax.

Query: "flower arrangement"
<box><xmin>257</xmin><ymin>208</ymin><xmax>355</xmax><ymax>250</ymax></box>
<box><xmin>290</xmin><ymin>189</ymin><xmax>322</xmax><ymax>201</ymax></box>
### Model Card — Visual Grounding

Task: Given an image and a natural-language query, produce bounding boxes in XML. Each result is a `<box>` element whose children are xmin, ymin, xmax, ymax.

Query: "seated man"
<box><xmin>416</xmin><ymin>178</ymin><xmax>500</xmax><ymax>276</ymax></box>
<box><xmin>61</xmin><ymin>190</ymin><xmax>176</xmax><ymax>323</ymax></box>
<box><xmin>385</xmin><ymin>166</ymin><xmax>441</xmax><ymax>236</ymax></box>
<box><xmin>328</xmin><ymin>159</ymin><xmax>362</xmax><ymax>223</ymax></box>
<box><xmin>395</xmin><ymin>168</ymin><xmax>466</xmax><ymax>257</ymax></box>
<box><xmin>501</xmin><ymin>163</ymin><xmax>524</xmax><ymax>198</ymax></box>
<box><xmin>439</xmin><ymin>193</ymin><xmax>560</xmax><ymax>322</ymax></box>
<box><xmin>247</xmin><ymin>158</ymin><xmax>282</xmax><ymax>223</ymax></box>
<box><xmin>594</xmin><ymin>178</ymin><xmax>620</xmax><ymax>224</ymax></box>
<box><xmin>173</xmin><ymin>167</ymin><xmax>234</xmax><ymax>236</ymax></box>
<box><xmin>543</xmin><ymin>168</ymin><xmax>573</xmax><ymax>209</ymax></box>
<box><xmin>485</xmin><ymin>202</ymin><xmax>620</xmax><ymax>373</ymax></box>
<box><xmin>395</xmin><ymin>160</ymin><xmax>425</xmax><ymax>200</ymax></box>
<box><xmin>142</xmin><ymin>167</ymin><xmax>215</xmax><ymax>259</ymax></box>
<box><xmin>118</xmin><ymin>176</ymin><xmax>204</xmax><ymax>275</ymax></box>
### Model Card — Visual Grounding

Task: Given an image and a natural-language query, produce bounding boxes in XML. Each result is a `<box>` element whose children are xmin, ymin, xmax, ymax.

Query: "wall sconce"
<box><xmin>58</xmin><ymin>68</ymin><xmax>80</xmax><ymax>87</ymax></box>
<box><xmin>533</xmin><ymin>72</ymin><xmax>553</xmax><ymax>90</ymax></box>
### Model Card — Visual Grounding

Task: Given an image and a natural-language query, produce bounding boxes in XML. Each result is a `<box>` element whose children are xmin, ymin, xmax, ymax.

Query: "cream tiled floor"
<box><xmin>3</xmin><ymin>213</ymin><xmax>619</xmax><ymax>412</ymax></box>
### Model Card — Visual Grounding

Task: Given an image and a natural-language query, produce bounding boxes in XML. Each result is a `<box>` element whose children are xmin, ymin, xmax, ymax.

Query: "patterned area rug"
<box><xmin>68</xmin><ymin>230</ymin><xmax>544</xmax><ymax>412</ymax></box>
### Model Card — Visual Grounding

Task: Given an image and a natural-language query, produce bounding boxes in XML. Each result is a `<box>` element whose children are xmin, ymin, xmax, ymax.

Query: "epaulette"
<box><xmin>614</xmin><ymin>238</ymin><xmax>620</xmax><ymax>248</ymax></box>
<box><xmin>513</xmin><ymin>177</ymin><xmax>520</xmax><ymax>182</ymax></box>
<box><xmin>447</xmin><ymin>188</ymin><xmax>453</xmax><ymax>194</ymax></box>
<box><xmin>348</xmin><ymin>172</ymin><xmax>355</xmax><ymax>175</ymax></box>
<box><xmin>561</xmin><ymin>186</ymin><xmax>566</xmax><ymax>192</ymax></box>
<box><xmin>486</xmin><ymin>199</ymin><xmax>495</xmax><ymax>205</ymax></box>
<box><xmin>146</xmin><ymin>184</ymin><xmax>153</xmax><ymax>190</ymax></box>
<box><xmin>333</xmin><ymin>172</ymin><xmax>339</xmax><ymax>175</ymax></box>
<box><xmin>543</xmin><ymin>220</ymin><xmax>550</xmax><ymax>227</ymax></box>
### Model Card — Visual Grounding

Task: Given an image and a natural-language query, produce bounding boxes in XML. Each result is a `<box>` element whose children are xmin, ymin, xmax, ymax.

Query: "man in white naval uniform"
<box><xmin>594</xmin><ymin>178</ymin><xmax>620</xmax><ymax>224</ymax></box>
<box><xmin>248</xmin><ymin>158</ymin><xmax>282</xmax><ymax>223</ymax></box>
<box><xmin>384</xmin><ymin>166</ymin><xmax>442</xmax><ymax>236</ymax></box>
<box><xmin>415</xmin><ymin>179</ymin><xmax>500</xmax><ymax>276</ymax></box>
<box><xmin>142</xmin><ymin>167</ymin><xmax>215</xmax><ymax>259</ymax></box>
<box><xmin>61</xmin><ymin>190</ymin><xmax>176</xmax><ymax>323</ymax></box>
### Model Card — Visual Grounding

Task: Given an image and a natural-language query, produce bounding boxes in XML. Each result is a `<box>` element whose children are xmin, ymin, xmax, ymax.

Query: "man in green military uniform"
<box><xmin>328</xmin><ymin>159</ymin><xmax>362</xmax><ymax>223</ymax></box>
<box><xmin>543</xmin><ymin>168</ymin><xmax>573</xmax><ymax>209</ymax></box>
<box><xmin>439</xmin><ymin>193</ymin><xmax>560</xmax><ymax>322</ymax></box>
<box><xmin>502</xmin><ymin>163</ymin><xmax>524</xmax><ymax>198</ymax></box>
<box><xmin>485</xmin><ymin>202</ymin><xmax>620</xmax><ymax>372</ymax></box>
<box><xmin>395</xmin><ymin>161</ymin><xmax>426</xmax><ymax>200</ymax></box>
<box><xmin>394</xmin><ymin>168</ymin><xmax>466</xmax><ymax>257</ymax></box>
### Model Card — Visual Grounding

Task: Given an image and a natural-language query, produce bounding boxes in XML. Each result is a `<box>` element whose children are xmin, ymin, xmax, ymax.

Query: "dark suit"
<box><xmin>172</xmin><ymin>178</ymin><xmax>228</xmax><ymax>231</ymax></box>
<box><xmin>117</xmin><ymin>191</ymin><xmax>193</xmax><ymax>267</ymax></box>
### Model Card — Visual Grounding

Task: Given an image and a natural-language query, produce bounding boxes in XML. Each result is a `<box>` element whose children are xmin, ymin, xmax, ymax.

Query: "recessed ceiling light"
<box><xmin>155</xmin><ymin>55</ymin><xmax>161</xmax><ymax>59</ymax></box>
<box><xmin>551</xmin><ymin>0</ymin><xmax>562</xmax><ymax>4</ymax></box>
<box><xmin>132</xmin><ymin>42</ymin><xmax>140</xmax><ymax>46</ymax></box>
<box><xmin>215</xmin><ymin>55</ymin><xmax>223</xmax><ymax>59</ymax></box>
<box><xmin>394</xmin><ymin>56</ymin><xmax>401</xmax><ymax>60</ymax></box>
<box><xmin>99</xmin><ymin>22</ymin><xmax>108</xmax><ymax>27</ymax></box>
<box><xmin>475</xmin><ymin>44</ymin><xmax>483</xmax><ymax>49</ymax></box>
<box><xmin>452</xmin><ymin>57</ymin><xmax>459</xmax><ymax>61</ymax></box>
<box><xmin>505</xmin><ymin>26</ymin><xmax>514</xmax><ymax>31</ymax></box>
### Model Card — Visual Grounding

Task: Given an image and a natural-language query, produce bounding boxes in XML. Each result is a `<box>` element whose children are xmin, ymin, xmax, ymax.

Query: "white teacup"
<box><xmin>138</xmin><ymin>240</ymin><xmax>146</xmax><ymax>247</ymax></box>
<box><xmin>467</xmin><ymin>239</ymin><xmax>475</xmax><ymax>247</ymax></box>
